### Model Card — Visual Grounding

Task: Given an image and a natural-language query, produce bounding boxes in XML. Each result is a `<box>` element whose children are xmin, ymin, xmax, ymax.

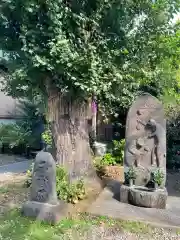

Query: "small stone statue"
<box><xmin>30</xmin><ymin>151</ymin><xmax>58</xmax><ymax>204</ymax></box>
<box><xmin>121</xmin><ymin>93</ymin><xmax>167</xmax><ymax>209</ymax></box>
<box><xmin>22</xmin><ymin>152</ymin><xmax>68</xmax><ymax>224</ymax></box>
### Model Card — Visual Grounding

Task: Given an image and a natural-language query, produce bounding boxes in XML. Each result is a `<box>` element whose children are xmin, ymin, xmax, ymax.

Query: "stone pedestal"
<box><xmin>129</xmin><ymin>187</ymin><xmax>168</xmax><ymax>209</ymax></box>
<box><xmin>22</xmin><ymin>200</ymin><xmax>69</xmax><ymax>224</ymax></box>
<box><xmin>120</xmin><ymin>185</ymin><xmax>167</xmax><ymax>209</ymax></box>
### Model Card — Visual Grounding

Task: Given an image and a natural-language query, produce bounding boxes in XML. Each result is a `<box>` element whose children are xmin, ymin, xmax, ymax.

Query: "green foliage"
<box><xmin>17</xmin><ymin>100</ymin><xmax>45</xmax><ymax>150</ymax></box>
<box><xmin>56</xmin><ymin>166</ymin><xmax>86</xmax><ymax>204</ymax></box>
<box><xmin>166</xmin><ymin>103</ymin><xmax>180</xmax><ymax>142</ymax></box>
<box><xmin>42</xmin><ymin>124</ymin><xmax>53</xmax><ymax>147</ymax></box>
<box><xmin>0</xmin><ymin>0</ymin><xmax>179</xmax><ymax>116</ymax></box>
<box><xmin>164</xmin><ymin>102</ymin><xmax>180</xmax><ymax>168</ymax></box>
<box><xmin>151</xmin><ymin>168</ymin><xmax>164</xmax><ymax>186</ymax></box>
<box><xmin>0</xmin><ymin>123</ymin><xmax>31</xmax><ymax>149</ymax></box>
<box><xmin>125</xmin><ymin>167</ymin><xmax>137</xmax><ymax>180</ymax></box>
<box><xmin>112</xmin><ymin>139</ymin><xmax>125</xmax><ymax>165</ymax></box>
<box><xmin>25</xmin><ymin>164</ymin><xmax>86</xmax><ymax>204</ymax></box>
<box><xmin>0</xmin><ymin>100</ymin><xmax>45</xmax><ymax>153</ymax></box>
<box><xmin>100</xmin><ymin>139</ymin><xmax>125</xmax><ymax>166</ymax></box>
<box><xmin>100</xmin><ymin>153</ymin><xmax>116</xmax><ymax>166</ymax></box>
<box><xmin>24</xmin><ymin>163</ymin><xmax>34</xmax><ymax>187</ymax></box>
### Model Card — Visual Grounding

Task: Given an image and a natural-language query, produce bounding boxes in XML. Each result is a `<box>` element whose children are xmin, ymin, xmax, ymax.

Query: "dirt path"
<box><xmin>0</xmin><ymin>160</ymin><xmax>32</xmax><ymax>174</ymax></box>
<box><xmin>0</xmin><ymin>154</ymin><xmax>29</xmax><ymax>166</ymax></box>
<box><xmin>64</xmin><ymin>226</ymin><xmax>180</xmax><ymax>240</ymax></box>
<box><xmin>0</xmin><ymin>173</ymin><xmax>29</xmax><ymax>215</ymax></box>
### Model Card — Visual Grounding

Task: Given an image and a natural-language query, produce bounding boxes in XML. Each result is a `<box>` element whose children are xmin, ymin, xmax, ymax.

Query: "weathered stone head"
<box><xmin>30</xmin><ymin>151</ymin><xmax>58</xmax><ymax>205</ymax></box>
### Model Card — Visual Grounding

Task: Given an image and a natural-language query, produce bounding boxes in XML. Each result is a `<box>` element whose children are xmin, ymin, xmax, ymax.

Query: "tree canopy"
<box><xmin>0</xmin><ymin>0</ymin><xmax>179</xmax><ymax>115</ymax></box>
<box><xmin>0</xmin><ymin>0</ymin><xmax>180</xmax><ymax>178</ymax></box>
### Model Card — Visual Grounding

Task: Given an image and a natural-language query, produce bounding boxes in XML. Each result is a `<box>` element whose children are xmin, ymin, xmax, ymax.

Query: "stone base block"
<box><xmin>120</xmin><ymin>184</ymin><xmax>130</xmax><ymax>203</ymax></box>
<box><xmin>120</xmin><ymin>185</ymin><xmax>168</xmax><ymax>209</ymax></box>
<box><xmin>129</xmin><ymin>187</ymin><xmax>168</xmax><ymax>209</ymax></box>
<box><xmin>22</xmin><ymin>200</ymin><xmax>69</xmax><ymax>224</ymax></box>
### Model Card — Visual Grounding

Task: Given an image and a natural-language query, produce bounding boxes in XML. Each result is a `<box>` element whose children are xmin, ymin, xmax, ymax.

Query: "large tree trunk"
<box><xmin>48</xmin><ymin>91</ymin><xmax>96</xmax><ymax>182</ymax></box>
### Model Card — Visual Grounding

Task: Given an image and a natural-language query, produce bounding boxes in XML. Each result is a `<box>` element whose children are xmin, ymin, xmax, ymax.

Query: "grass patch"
<box><xmin>0</xmin><ymin>209</ymin><xmax>92</xmax><ymax>240</ymax></box>
<box><xmin>0</xmin><ymin>182</ymin><xmax>153</xmax><ymax>239</ymax></box>
<box><xmin>0</xmin><ymin>174</ymin><xmax>175</xmax><ymax>239</ymax></box>
<box><xmin>176</xmin><ymin>229</ymin><xmax>180</xmax><ymax>235</ymax></box>
<box><xmin>0</xmin><ymin>186</ymin><xmax>9</xmax><ymax>194</ymax></box>
<box><xmin>0</xmin><ymin>209</ymin><xmax>154</xmax><ymax>240</ymax></box>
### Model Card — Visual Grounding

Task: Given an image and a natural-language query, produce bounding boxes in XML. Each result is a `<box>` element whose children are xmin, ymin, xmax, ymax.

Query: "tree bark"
<box><xmin>47</xmin><ymin>91</ymin><xmax>96</xmax><ymax>182</ymax></box>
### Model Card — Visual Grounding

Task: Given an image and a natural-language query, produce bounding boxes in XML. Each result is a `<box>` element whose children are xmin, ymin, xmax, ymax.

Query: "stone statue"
<box><xmin>30</xmin><ymin>152</ymin><xmax>58</xmax><ymax>204</ymax></box>
<box><xmin>22</xmin><ymin>152</ymin><xmax>68</xmax><ymax>223</ymax></box>
<box><xmin>120</xmin><ymin>93</ymin><xmax>167</xmax><ymax>209</ymax></box>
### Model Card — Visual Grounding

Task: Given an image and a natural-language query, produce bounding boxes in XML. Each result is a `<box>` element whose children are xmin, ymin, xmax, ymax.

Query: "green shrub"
<box><xmin>0</xmin><ymin>123</ymin><xmax>31</xmax><ymax>151</ymax></box>
<box><xmin>165</xmin><ymin>103</ymin><xmax>180</xmax><ymax>168</ymax></box>
<box><xmin>125</xmin><ymin>166</ymin><xmax>137</xmax><ymax>181</ymax></box>
<box><xmin>17</xmin><ymin>100</ymin><xmax>45</xmax><ymax>149</ymax></box>
<box><xmin>0</xmin><ymin>99</ymin><xmax>45</xmax><ymax>154</ymax></box>
<box><xmin>112</xmin><ymin>139</ymin><xmax>125</xmax><ymax>165</ymax></box>
<box><xmin>42</xmin><ymin>124</ymin><xmax>53</xmax><ymax>148</ymax></box>
<box><xmin>99</xmin><ymin>139</ymin><xmax>125</xmax><ymax>166</ymax></box>
<box><xmin>100</xmin><ymin>153</ymin><xmax>116</xmax><ymax>166</ymax></box>
<box><xmin>56</xmin><ymin>166</ymin><xmax>86</xmax><ymax>204</ymax></box>
<box><xmin>24</xmin><ymin>163</ymin><xmax>34</xmax><ymax>187</ymax></box>
<box><xmin>25</xmin><ymin>164</ymin><xmax>86</xmax><ymax>204</ymax></box>
<box><xmin>151</xmin><ymin>168</ymin><xmax>164</xmax><ymax>186</ymax></box>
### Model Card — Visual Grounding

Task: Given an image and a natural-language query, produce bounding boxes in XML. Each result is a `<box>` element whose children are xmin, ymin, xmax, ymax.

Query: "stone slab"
<box><xmin>87</xmin><ymin>187</ymin><xmax>180</xmax><ymax>229</ymax></box>
<box><xmin>124</xmin><ymin>93</ymin><xmax>166</xmax><ymax>187</ymax></box>
<box><xmin>22</xmin><ymin>200</ymin><xmax>69</xmax><ymax>224</ymax></box>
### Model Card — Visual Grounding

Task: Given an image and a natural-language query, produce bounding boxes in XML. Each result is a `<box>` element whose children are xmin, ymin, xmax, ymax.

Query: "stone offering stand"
<box><xmin>120</xmin><ymin>93</ymin><xmax>168</xmax><ymax>209</ymax></box>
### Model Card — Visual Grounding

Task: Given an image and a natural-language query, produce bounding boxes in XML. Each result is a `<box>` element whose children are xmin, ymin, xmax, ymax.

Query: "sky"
<box><xmin>173</xmin><ymin>12</ymin><xmax>180</xmax><ymax>23</ymax></box>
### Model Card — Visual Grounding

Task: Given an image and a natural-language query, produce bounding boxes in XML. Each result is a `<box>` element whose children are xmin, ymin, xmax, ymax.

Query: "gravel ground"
<box><xmin>0</xmin><ymin>172</ymin><xmax>26</xmax><ymax>184</ymax></box>
<box><xmin>61</xmin><ymin>226</ymin><xmax>180</xmax><ymax>240</ymax></box>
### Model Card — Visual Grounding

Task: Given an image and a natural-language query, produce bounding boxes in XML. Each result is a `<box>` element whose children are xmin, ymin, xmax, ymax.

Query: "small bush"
<box><xmin>99</xmin><ymin>139</ymin><xmax>125</xmax><ymax>166</ymax></box>
<box><xmin>112</xmin><ymin>139</ymin><xmax>125</xmax><ymax>165</ymax></box>
<box><xmin>165</xmin><ymin>103</ymin><xmax>180</xmax><ymax>168</ymax></box>
<box><xmin>25</xmin><ymin>164</ymin><xmax>86</xmax><ymax>204</ymax></box>
<box><xmin>24</xmin><ymin>163</ymin><xmax>34</xmax><ymax>187</ymax></box>
<box><xmin>151</xmin><ymin>168</ymin><xmax>164</xmax><ymax>186</ymax></box>
<box><xmin>42</xmin><ymin>124</ymin><xmax>53</xmax><ymax>148</ymax></box>
<box><xmin>125</xmin><ymin>166</ymin><xmax>137</xmax><ymax>181</ymax></box>
<box><xmin>100</xmin><ymin>153</ymin><xmax>116</xmax><ymax>166</ymax></box>
<box><xmin>56</xmin><ymin>166</ymin><xmax>86</xmax><ymax>204</ymax></box>
<box><xmin>0</xmin><ymin>123</ymin><xmax>32</xmax><ymax>153</ymax></box>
